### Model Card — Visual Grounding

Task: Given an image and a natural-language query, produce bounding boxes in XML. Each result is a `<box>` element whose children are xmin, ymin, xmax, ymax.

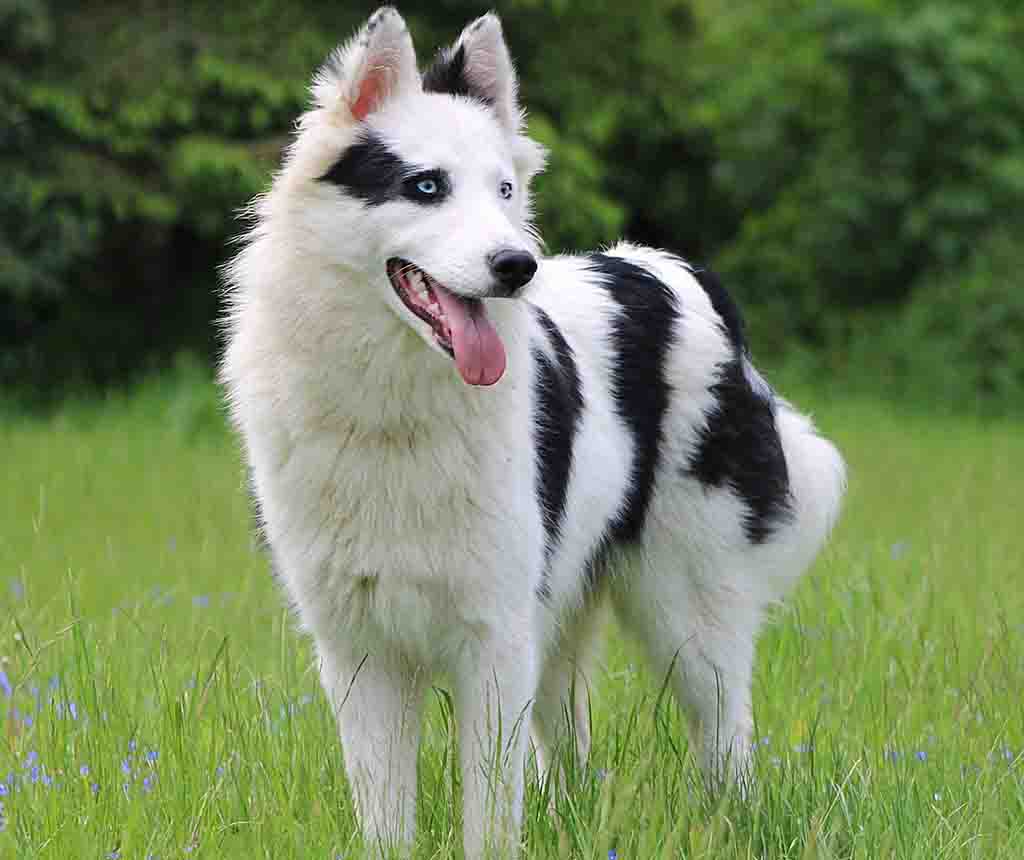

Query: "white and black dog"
<box><xmin>221</xmin><ymin>8</ymin><xmax>845</xmax><ymax>857</ymax></box>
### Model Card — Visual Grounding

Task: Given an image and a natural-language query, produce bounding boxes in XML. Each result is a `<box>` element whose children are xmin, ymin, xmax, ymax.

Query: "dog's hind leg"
<box><xmin>530</xmin><ymin>600</ymin><xmax>605</xmax><ymax>784</ymax></box>
<box><xmin>611</xmin><ymin>559</ymin><xmax>759</xmax><ymax>789</ymax></box>
<box><xmin>453</xmin><ymin>629</ymin><xmax>539</xmax><ymax>860</ymax></box>
<box><xmin>319</xmin><ymin>645</ymin><xmax>426</xmax><ymax>856</ymax></box>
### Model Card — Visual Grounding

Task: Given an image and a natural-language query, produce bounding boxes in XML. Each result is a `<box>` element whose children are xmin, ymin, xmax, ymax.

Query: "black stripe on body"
<box><xmin>588</xmin><ymin>254</ymin><xmax>680</xmax><ymax>545</ymax></box>
<box><xmin>531</xmin><ymin>306</ymin><xmax>584</xmax><ymax>600</ymax></box>
<box><xmin>687</xmin><ymin>266</ymin><xmax>793</xmax><ymax>543</ymax></box>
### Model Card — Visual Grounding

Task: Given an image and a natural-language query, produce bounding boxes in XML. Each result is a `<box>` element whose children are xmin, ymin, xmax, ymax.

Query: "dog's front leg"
<box><xmin>319</xmin><ymin>645</ymin><xmax>426</xmax><ymax>856</ymax></box>
<box><xmin>454</xmin><ymin>628</ymin><xmax>538</xmax><ymax>859</ymax></box>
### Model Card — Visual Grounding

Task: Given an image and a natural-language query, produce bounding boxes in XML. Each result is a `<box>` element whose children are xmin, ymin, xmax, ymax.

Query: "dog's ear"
<box><xmin>423</xmin><ymin>13</ymin><xmax>522</xmax><ymax>132</ymax></box>
<box><xmin>313</xmin><ymin>7</ymin><xmax>420</xmax><ymax>122</ymax></box>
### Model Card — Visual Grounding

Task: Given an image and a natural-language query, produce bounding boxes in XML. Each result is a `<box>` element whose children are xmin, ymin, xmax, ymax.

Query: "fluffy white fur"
<box><xmin>221</xmin><ymin>8</ymin><xmax>846</xmax><ymax>858</ymax></box>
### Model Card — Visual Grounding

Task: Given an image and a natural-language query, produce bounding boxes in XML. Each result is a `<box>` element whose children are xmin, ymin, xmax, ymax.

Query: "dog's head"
<box><xmin>278</xmin><ymin>7</ymin><xmax>546</xmax><ymax>386</ymax></box>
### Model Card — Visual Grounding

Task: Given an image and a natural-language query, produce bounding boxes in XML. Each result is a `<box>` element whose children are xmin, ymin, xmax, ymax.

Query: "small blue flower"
<box><xmin>0</xmin><ymin>670</ymin><xmax>12</xmax><ymax>698</ymax></box>
<box><xmin>121</xmin><ymin>759</ymin><xmax>132</xmax><ymax>776</ymax></box>
<box><xmin>69</xmin><ymin>701</ymin><xmax>79</xmax><ymax>721</ymax></box>
<box><xmin>107</xmin><ymin>851</ymin><xmax>122</xmax><ymax>859</ymax></box>
<box><xmin>0</xmin><ymin>784</ymin><xmax>8</xmax><ymax>797</ymax></box>
<box><xmin>90</xmin><ymin>782</ymin><xmax>99</xmax><ymax>795</ymax></box>
<box><xmin>128</xmin><ymin>739</ymin><xmax>138</xmax><ymax>753</ymax></box>
<box><xmin>143</xmin><ymin>775</ymin><xmax>155</xmax><ymax>793</ymax></box>
<box><xmin>915</xmin><ymin>750</ymin><xmax>928</xmax><ymax>762</ymax></box>
<box><xmin>146</xmin><ymin>749</ymin><xmax>159</xmax><ymax>764</ymax></box>
<box><xmin>609</xmin><ymin>851</ymin><xmax>618</xmax><ymax>860</ymax></box>
<box><xmin>48</xmin><ymin>675</ymin><xmax>59</xmax><ymax>691</ymax></box>
<box><xmin>29</xmin><ymin>766</ymin><xmax>40</xmax><ymax>783</ymax></box>
<box><xmin>23</xmin><ymin>750</ymin><xmax>38</xmax><ymax>768</ymax></box>
<box><xmin>80</xmin><ymin>764</ymin><xmax>90</xmax><ymax>777</ymax></box>
<box><xmin>193</xmin><ymin>595</ymin><xmax>210</xmax><ymax>608</ymax></box>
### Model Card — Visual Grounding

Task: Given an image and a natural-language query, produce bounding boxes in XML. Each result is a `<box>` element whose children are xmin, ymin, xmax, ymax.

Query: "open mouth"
<box><xmin>387</xmin><ymin>258</ymin><xmax>456</xmax><ymax>357</ymax></box>
<box><xmin>386</xmin><ymin>258</ymin><xmax>507</xmax><ymax>386</ymax></box>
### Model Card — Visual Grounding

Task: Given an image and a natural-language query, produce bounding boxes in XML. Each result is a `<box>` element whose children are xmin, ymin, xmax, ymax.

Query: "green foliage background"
<box><xmin>3</xmin><ymin>0</ymin><xmax>1023</xmax><ymax>408</ymax></box>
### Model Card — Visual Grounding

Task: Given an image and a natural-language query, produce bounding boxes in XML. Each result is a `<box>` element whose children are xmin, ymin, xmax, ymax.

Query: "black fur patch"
<box><xmin>588</xmin><ymin>254</ymin><xmax>680</xmax><ymax>544</ymax></box>
<box><xmin>423</xmin><ymin>44</ymin><xmax>493</xmax><ymax>105</ymax></box>
<box><xmin>320</xmin><ymin>132</ymin><xmax>453</xmax><ymax>207</ymax></box>
<box><xmin>691</xmin><ymin>266</ymin><xmax>746</xmax><ymax>352</ymax></box>
<box><xmin>531</xmin><ymin>307</ymin><xmax>584</xmax><ymax>600</ymax></box>
<box><xmin>684</xmin><ymin>265</ymin><xmax>793</xmax><ymax>543</ymax></box>
<box><xmin>320</xmin><ymin>131</ymin><xmax>407</xmax><ymax>204</ymax></box>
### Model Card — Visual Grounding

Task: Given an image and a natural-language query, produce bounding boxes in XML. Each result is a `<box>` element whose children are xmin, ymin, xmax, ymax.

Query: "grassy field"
<box><xmin>1</xmin><ymin>374</ymin><xmax>1022</xmax><ymax>859</ymax></box>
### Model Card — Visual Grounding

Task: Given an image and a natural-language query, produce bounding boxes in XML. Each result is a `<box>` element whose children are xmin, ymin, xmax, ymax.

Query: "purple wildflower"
<box><xmin>146</xmin><ymin>749</ymin><xmax>159</xmax><ymax>764</ymax></box>
<box><xmin>143</xmin><ymin>775</ymin><xmax>155</xmax><ymax>793</ymax></box>
<box><xmin>915</xmin><ymin>750</ymin><xmax>928</xmax><ymax>762</ymax></box>
<box><xmin>80</xmin><ymin>764</ymin><xmax>90</xmax><ymax>777</ymax></box>
<box><xmin>69</xmin><ymin>701</ymin><xmax>79</xmax><ymax>721</ymax></box>
<box><xmin>29</xmin><ymin>766</ymin><xmax>40</xmax><ymax>783</ymax></box>
<box><xmin>90</xmin><ymin>782</ymin><xmax>99</xmax><ymax>795</ymax></box>
<box><xmin>23</xmin><ymin>750</ymin><xmax>38</xmax><ymax>768</ymax></box>
<box><xmin>609</xmin><ymin>851</ymin><xmax>618</xmax><ymax>860</ymax></box>
<box><xmin>0</xmin><ymin>670</ymin><xmax>11</xmax><ymax>698</ymax></box>
<box><xmin>128</xmin><ymin>739</ymin><xmax>138</xmax><ymax>753</ymax></box>
<box><xmin>0</xmin><ymin>784</ymin><xmax>8</xmax><ymax>797</ymax></box>
<box><xmin>107</xmin><ymin>851</ymin><xmax>122</xmax><ymax>859</ymax></box>
<box><xmin>121</xmin><ymin>758</ymin><xmax>132</xmax><ymax>776</ymax></box>
<box><xmin>193</xmin><ymin>595</ymin><xmax>210</xmax><ymax>608</ymax></box>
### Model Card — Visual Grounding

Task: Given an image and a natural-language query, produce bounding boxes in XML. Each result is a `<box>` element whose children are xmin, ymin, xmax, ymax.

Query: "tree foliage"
<box><xmin>2</xmin><ymin>0</ymin><xmax>1022</xmax><ymax>405</ymax></box>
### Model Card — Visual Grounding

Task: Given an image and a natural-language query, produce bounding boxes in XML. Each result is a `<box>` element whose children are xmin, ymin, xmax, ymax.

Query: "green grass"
<box><xmin>1</xmin><ymin>373</ymin><xmax>1022</xmax><ymax>858</ymax></box>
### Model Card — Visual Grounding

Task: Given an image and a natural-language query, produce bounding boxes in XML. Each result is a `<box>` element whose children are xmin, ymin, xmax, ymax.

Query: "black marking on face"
<box><xmin>320</xmin><ymin>132</ymin><xmax>450</xmax><ymax>206</ymax></box>
<box><xmin>423</xmin><ymin>44</ymin><xmax>493</xmax><ymax>105</ymax></box>
<box><xmin>588</xmin><ymin>254</ymin><xmax>680</xmax><ymax>546</ymax></box>
<box><xmin>682</xmin><ymin>266</ymin><xmax>793</xmax><ymax>543</ymax></box>
<box><xmin>531</xmin><ymin>306</ymin><xmax>584</xmax><ymax>601</ymax></box>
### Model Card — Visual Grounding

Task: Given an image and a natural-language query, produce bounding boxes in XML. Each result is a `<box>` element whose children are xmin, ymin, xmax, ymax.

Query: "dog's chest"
<box><xmin>264</xmin><ymin>416</ymin><xmax>542</xmax><ymax>596</ymax></box>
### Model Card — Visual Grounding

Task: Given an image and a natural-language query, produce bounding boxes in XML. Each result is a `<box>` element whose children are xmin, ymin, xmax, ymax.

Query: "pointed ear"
<box><xmin>423</xmin><ymin>13</ymin><xmax>521</xmax><ymax>132</ymax></box>
<box><xmin>313</xmin><ymin>7</ymin><xmax>420</xmax><ymax>122</ymax></box>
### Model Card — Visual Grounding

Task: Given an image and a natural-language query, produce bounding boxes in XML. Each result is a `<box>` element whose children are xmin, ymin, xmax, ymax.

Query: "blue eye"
<box><xmin>499</xmin><ymin>180</ymin><xmax>514</xmax><ymax>200</ymax></box>
<box><xmin>403</xmin><ymin>172</ymin><xmax>449</xmax><ymax>204</ymax></box>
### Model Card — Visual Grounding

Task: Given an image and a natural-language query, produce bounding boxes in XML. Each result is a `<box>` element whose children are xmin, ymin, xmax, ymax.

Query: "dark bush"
<box><xmin>2</xmin><ymin>0</ymin><xmax>1022</xmax><ymax>409</ymax></box>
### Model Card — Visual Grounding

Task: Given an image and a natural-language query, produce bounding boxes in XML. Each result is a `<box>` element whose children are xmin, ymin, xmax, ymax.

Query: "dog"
<box><xmin>221</xmin><ymin>7</ymin><xmax>846</xmax><ymax>857</ymax></box>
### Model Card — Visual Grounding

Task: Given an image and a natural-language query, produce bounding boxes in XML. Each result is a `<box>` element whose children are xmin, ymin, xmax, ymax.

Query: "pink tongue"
<box><xmin>431</xmin><ymin>284</ymin><xmax>506</xmax><ymax>386</ymax></box>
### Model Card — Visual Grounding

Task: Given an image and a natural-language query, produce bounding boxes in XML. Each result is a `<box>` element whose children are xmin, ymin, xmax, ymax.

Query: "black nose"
<box><xmin>488</xmin><ymin>249</ymin><xmax>537</xmax><ymax>295</ymax></box>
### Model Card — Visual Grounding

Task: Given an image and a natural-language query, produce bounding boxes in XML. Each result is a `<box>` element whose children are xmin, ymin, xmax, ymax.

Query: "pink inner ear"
<box><xmin>351</xmin><ymin>66</ymin><xmax>390</xmax><ymax>121</ymax></box>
